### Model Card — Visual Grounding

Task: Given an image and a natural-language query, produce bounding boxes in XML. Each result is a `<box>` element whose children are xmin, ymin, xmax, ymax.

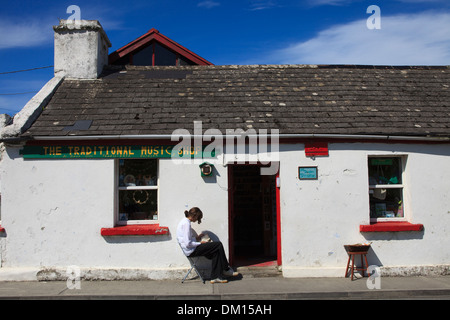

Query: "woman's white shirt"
<box><xmin>176</xmin><ymin>217</ymin><xmax>201</xmax><ymax>256</ymax></box>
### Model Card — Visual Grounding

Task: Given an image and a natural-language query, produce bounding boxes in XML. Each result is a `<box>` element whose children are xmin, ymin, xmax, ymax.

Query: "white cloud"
<box><xmin>396</xmin><ymin>0</ymin><xmax>445</xmax><ymax>2</ymax></box>
<box><xmin>308</xmin><ymin>0</ymin><xmax>446</xmax><ymax>6</ymax></box>
<box><xmin>307</xmin><ymin>0</ymin><xmax>351</xmax><ymax>5</ymax></box>
<box><xmin>268</xmin><ymin>12</ymin><xmax>450</xmax><ymax>65</ymax></box>
<box><xmin>0</xmin><ymin>19</ymin><xmax>53</xmax><ymax>50</ymax></box>
<box><xmin>197</xmin><ymin>1</ymin><xmax>220</xmax><ymax>9</ymax></box>
<box><xmin>249</xmin><ymin>0</ymin><xmax>277</xmax><ymax>11</ymax></box>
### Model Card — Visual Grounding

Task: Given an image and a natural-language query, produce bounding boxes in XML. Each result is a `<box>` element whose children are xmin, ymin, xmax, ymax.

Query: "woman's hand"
<box><xmin>196</xmin><ymin>233</ymin><xmax>205</xmax><ymax>241</ymax></box>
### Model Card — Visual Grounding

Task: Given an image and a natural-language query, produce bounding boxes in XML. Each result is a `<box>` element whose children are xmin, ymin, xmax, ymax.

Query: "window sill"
<box><xmin>360</xmin><ymin>222</ymin><xmax>424</xmax><ymax>232</ymax></box>
<box><xmin>100</xmin><ymin>224</ymin><xmax>169</xmax><ymax>236</ymax></box>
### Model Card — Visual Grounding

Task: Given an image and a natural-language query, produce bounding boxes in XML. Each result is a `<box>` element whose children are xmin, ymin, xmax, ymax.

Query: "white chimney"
<box><xmin>53</xmin><ymin>20</ymin><xmax>112</xmax><ymax>79</ymax></box>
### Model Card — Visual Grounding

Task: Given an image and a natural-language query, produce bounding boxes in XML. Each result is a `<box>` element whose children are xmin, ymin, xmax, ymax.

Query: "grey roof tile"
<box><xmin>22</xmin><ymin>64</ymin><xmax>450</xmax><ymax>138</ymax></box>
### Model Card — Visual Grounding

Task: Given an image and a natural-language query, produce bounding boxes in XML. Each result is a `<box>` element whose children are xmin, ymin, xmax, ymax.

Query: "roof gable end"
<box><xmin>108</xmin><ymin>28</ymin><xmax>213</xmax><ymax>66</ymax></box>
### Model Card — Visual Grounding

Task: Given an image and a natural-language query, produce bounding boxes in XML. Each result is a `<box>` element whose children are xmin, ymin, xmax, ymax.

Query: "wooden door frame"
<box><xmin>227</xmin><ymin>163</ymin><xmax>281</xmax><ymax>267</ymax></box>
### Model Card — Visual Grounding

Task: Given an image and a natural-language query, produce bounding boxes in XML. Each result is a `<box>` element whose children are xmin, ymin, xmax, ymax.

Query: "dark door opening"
<box><xmin>228</xmin><ymin>165</ymin><xmax>278</xmax><ymax>267</ymax></box>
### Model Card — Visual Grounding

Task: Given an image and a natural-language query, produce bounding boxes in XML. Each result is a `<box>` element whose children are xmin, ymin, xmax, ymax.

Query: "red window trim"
<box><xmin>360</xmin><ymin>222</ymin><xmax>423</xmax><ymax>232</ymax></box>
<box><xmin>101</xmin><ymin>224</ymin><xmax>169</xmax><ymax>236</ymax></box>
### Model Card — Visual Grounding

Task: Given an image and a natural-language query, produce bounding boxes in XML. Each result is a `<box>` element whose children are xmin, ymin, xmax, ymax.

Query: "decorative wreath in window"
<box><xmin>132</xmin><ymin>190</ymin><xmax>150</xmax><ymax>205</ymax></box>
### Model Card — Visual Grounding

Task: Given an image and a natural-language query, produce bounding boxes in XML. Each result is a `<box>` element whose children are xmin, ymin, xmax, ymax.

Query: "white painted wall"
<box><xmin>279</xmin><ymin>143</ymin><xmax>450</xmax><ymax>277</ymax></box>
<box><xmin>0</xmin><ymin>147</ymin><xmax>115</xmax><ymax>269</ymax></box>
<box><xmin>0</xmin><ymin>147</ymin><xmax>229</xmax><ymax>279</ymax></box>
<box><xmin>159</xmin><ymin>157</ymin><xmax>230</xmax><ymax>250</ymax></box>
<box><xmin>0</xmin><ymin>142</ymin><xmax>449</xmax><ymax>280</ymax></box>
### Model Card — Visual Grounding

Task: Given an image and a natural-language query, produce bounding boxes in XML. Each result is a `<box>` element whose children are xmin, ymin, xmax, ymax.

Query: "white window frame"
<box><xmin>368</xmin><ymin>155</ymin><xmax>407</xmax><ymax>223</ymax></box>
<box><xmin>115</xmin><ymin>159</ymin><xmax>159</xmax><ymax>225</ymax></box>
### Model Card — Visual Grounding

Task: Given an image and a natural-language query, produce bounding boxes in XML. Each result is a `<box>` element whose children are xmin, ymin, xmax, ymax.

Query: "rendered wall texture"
<box><xmin>0</xmin><ymin>142</ymin><xmax>449</xmax><ymax>279</ymax></box>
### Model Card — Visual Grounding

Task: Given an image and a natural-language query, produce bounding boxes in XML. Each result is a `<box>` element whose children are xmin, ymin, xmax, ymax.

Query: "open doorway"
<box><xmin>228</xmin><ymin>164</ymin><xmax>279</xmax><ymax>267</ymax></box>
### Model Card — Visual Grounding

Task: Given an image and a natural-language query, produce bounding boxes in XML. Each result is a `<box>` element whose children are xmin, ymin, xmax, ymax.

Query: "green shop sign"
<box><xmin>20</xmin><ymin>145</ymin><xmax>216</xmax><ymax>159</ymax></box>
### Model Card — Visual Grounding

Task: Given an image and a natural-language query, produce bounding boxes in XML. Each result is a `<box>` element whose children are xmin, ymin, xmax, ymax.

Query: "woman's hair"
<box><xmin>184</xmin><ymin>207</ymin><xmax>203</xmax><ymax>224</ymax></box>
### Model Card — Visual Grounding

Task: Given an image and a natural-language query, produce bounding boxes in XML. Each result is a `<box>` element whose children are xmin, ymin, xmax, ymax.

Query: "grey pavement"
<box><xmin>0</xmin><ymin>274</ymin><xmax>449</xmax><ymax>300</ymax></box>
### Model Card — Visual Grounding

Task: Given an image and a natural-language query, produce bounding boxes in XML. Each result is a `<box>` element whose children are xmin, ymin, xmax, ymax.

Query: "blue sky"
<box><xmin>1</xmin><ymin>0</ymin><xmax>450</xmax><ymax>116</ymax></box>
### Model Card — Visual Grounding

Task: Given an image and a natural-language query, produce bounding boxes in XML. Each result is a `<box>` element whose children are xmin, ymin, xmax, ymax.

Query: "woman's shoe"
<box><xmin>210</xmin><ymin>278</ymin><xmax>228</xmax><ymax>284</ymax></box>
<box><xmin>223</xmin><ymin>267</ymin><xmax>239</xmax><ymax>277</ymax></box>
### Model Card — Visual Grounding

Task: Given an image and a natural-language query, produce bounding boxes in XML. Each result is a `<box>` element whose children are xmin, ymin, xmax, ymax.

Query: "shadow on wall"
<box><xmin>358</xmin><ymin>229</ymin><xmax>425</xmax><ymax>267</ymax></box>
<box><xmin>102</xmin><ymin>234</ymin><xmax>172</xmax><ymax>244</ymax></box>
<box><xmin>179</xmin><ymin>229</ymin><xmax>223</xmax><ymax>280</ymax></box>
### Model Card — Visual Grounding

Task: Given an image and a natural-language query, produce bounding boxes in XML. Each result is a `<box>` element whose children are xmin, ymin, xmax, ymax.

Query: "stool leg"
<box><xmin>360</xmin><ymin>255</ymin><xmax>364</xmax><ymax>277</ymax></box>
<box><xmin>364</xmin><ymin>254</ymin><xmax>369</xmax><ymax>277</ymax></box>
<box><xmin>351</xmin><ymin>254</ymin><xmax>355</xmax><ymax>280</ymax></box>
<box><xmin>345</xmin><ymin>255</ymin><xmax>351</xmax><ymax>278</ymax></box>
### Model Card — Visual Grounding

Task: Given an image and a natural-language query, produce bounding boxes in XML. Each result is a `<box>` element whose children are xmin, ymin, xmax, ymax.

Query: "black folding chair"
<box><xmin>178</xmin><ymin>242</ymin><xmax>206</xmax><ymax>284</ymax></box>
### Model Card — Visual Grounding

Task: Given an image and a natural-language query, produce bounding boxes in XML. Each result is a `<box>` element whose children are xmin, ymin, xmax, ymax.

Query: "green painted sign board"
<box><xmin>20</xmin><ymin>145</ymin><xmax>216</xmax><ymax>159</ymax></box>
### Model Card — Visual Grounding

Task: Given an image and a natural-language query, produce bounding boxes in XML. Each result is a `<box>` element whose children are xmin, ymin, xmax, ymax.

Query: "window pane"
<box><xmin>133</xmin><ymin>45</ymin><xmax>153</xmax><ymax>66</ymax></box>
<box><xmin>369</xmin><ymin>188</ymin><xmax>404</xmax><ymax>218</ymax></box>
<box><xmin>118</xmin><ymin>159</ymin><xmax>158</xmax><ymax>222</ymax></box>
<box><xmin>119</xmin><ymin>190</ymin><xmax>158</xmax><ymax>221</ymax></box>
<box><xmin>154</xmin><ymin>43</ymin><xmax>177</xmax><ymax>66</ymax></box>
<box><xmin>112</xmin><ymin>55</ymin><xmax>131</xmax><ymax>66</ymax></box>
<box><xmin>368</xmin><ymin>157</ymin><xmax>402</xmax><ymax>185</ymax></box>
<box><xmin>119</xmin><ymin>159</ymin><xmax>157</xmax><ymax>187</ymax></box>
<box><xmin>179</xmin><ymin>56</ymin><xmax>196</xmax><ymax>66</ymax></box>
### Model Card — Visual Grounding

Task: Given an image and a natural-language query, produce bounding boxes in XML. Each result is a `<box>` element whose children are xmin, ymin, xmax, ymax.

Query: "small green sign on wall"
<box><xmin>299</xmin><ymin>167</ymin><xmax>318</xmax><ymax>180</ymax></box>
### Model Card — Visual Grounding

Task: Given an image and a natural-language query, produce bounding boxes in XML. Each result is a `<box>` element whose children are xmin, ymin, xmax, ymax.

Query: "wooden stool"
<box><xmin>345</xmin><ymin>251</ymin><xmax>369</xmax><ymax>280</ymax></box>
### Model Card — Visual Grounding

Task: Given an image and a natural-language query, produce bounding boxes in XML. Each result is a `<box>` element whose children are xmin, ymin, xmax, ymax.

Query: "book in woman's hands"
<box><xmin>201</xmin><ymin>233</ymin><xmax>212</xmax><ymax>243</ymax></box>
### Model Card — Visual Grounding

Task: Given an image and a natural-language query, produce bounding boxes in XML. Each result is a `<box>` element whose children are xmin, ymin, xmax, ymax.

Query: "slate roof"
<box><xmin>22</xmin><ymin>64</ymin><xmax>450</xmax><ymax>139</ymax></box>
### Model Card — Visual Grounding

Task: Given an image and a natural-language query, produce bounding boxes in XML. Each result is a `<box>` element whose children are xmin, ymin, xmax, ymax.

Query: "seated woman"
<box><xmin>176</xmin><ymin>207</ymin><xmax>238</xmax><ymax>283</ymax></box>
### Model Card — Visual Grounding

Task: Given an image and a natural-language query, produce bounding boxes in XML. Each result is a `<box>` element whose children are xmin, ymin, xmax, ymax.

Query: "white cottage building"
<box><xmin>0</xmin><ymin>20</ymin><xmax>449</xmax><ymax>280</ymax></box>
